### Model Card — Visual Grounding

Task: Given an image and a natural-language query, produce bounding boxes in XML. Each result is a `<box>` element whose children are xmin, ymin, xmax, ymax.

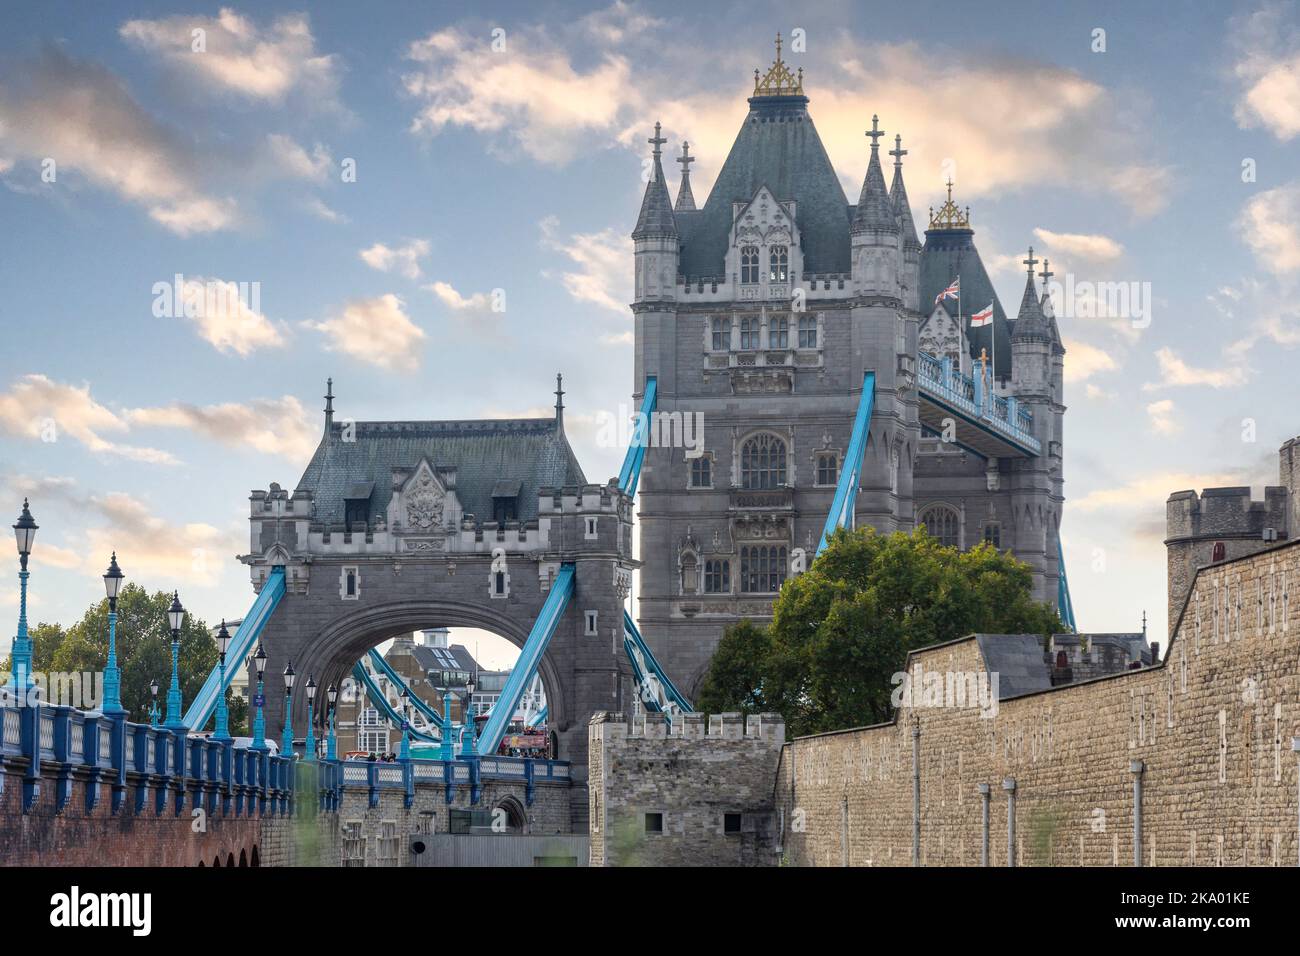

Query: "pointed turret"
<box><xmin>1012</xmin><ymin>246</ymin><xmax>1050</xmax><ymax>342</ymax></box>
<box><xmin>852</xmin><ymin>115</ymin><xmax>898</xmax><ymax>235</ymax></box>
<box><xmin>674</xmin><ymin>141</ymin><xmax>696</xmax><ymax>212</ymax></box>
<box><xmin>632</xmin><ymin>121</ymin><xmax>677</xmax><ymax>240</ymax></box>
<box><xmin>323</xmin><ymin>378</ymin><xmax>334</xmax><ymax>433</ymax></box>
<box><xmin>888</xmin><ymin>135</ymin><xmax>920</xmax><ymax>250</ymax></box>
<box><xmin>1038</xmin><ymin>258</ymin><xmax>1065</xmax><ymax>353</ymax></box>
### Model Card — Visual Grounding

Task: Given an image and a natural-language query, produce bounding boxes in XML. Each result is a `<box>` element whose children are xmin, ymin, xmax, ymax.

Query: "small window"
<box><xmin>1212</xmin><ymin>541</ymin><xmax>1226</xmax><ymax>562</ymax></box>
<box><xmin>705</xmin><ymin>560</ymin><xmax>730</xmax><ymax>594</ymax></box>
<box><xmin>816</xmin><ymin>452</ymin><xmax>838</xmax><ymax>486</ymax></box>
<box><xmin>724</xmin><ymin>813</ymin><xmax>742</xmax><ymax>834</ymax></box>
<box><xmin>644</xmin><ymin>812</ymin><xmax>663</xmax><ymax>834</ymax></box>
<box><xmin>585</xmin><ymin>517</ymin><xmax>598</xmax><ymax>540</ymax></box>
<box><xmin>584</xmin><ymin>611</ymin><xmax>598</xmax><ymax>636</ymax></box>
<box><xmin>690</xmin><ymin>456</ymin><xmax>712</xmax><ymax>488</ymax></box>
<box><xmin>346</xmin><ymin>571</ymin><xmax>356</xmax><ymax>596</ymax></box>
<box><xmin>983</xmin><ymin>523</ymin><xmax>1001</xmax><ymax>549</ymax></box>
<box><xmin>740</xmin><ymin>246</ymin><xmax>760</xmax><ymax>284</ymax></box>
<box><xmin>769</xmin><ymin>245</ymin><xmax>788</xmax><ymax>282</ymax></box>
<box><xmin>710</xmin><ymin>317</ymin><xmax>730</xmax><ymax>351</ymax></box>
<box><xmin>494</xmin><ymin>571</ymin><xmax>506</xmax><ymax>595</ymax></box>
<box><xmin>798</xmin><ymin>315</ymin><xmax>818</xmax><ymax>349</ymax></box>
<box><xmin>768</xmin><ymin>315</ymin><xmax>788</xmax><ymax>349</ymax></box>
<box><xmin>739</xmin><ymin>317</ymin><xmax>760</xmax><ymax>350</ymax></box>
<box><xmin>341</xmin><ymin>566</ymin><xmax>360</xmax><ymax>601</ymax></box>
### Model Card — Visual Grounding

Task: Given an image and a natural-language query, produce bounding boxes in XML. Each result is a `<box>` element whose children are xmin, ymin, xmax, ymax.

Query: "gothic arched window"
<box><xmin>741</xmin><ymin>545</ymin><xmax>788</xmax><ymax>593</ymax></box>
<box><xmin>769</xmin><ymin>245</ymin><xmax>788</xmax><ymax>282</ymax></box>
<box><xmin>920</xmin><ymin>505</ymin><xmax>960</xmax><ymax>549</ymax></box>
<box><xmin>741</xmin><ymin>434</ymin><xmax>787</xmax><ymax>489</ymax></box>
<box><xmin>739</xmin><ymin>317</ymin><xmax>760</xmax><ymax>350</ymax></box>
<box><xmin>1212</xmin><ymin>541</ymin><xmax>1226</xmax><ymax>562</ymax></box>
<box><xmin>741</xmin><ymin>246</ymin><xmax>760</xmax><ymax>284</ymax></box>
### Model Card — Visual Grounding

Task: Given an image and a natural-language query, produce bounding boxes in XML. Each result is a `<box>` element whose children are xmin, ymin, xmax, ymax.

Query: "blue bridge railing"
<box><xmin>916</xmin><ymin>352</ymin><xmax>1040</xmax><ymax>454</ymax></box>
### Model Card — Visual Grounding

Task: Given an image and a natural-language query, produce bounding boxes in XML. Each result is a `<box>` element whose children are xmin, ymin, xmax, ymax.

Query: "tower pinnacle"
<box><xmin>889</xmin><ymin>133</ymin><xmax>907</xmax><ymax>169</ymax></box>
<box><xmin>324</xmin><ymin>377</ymin><xmax>334</xmax><ymax>431</ymax></box>
<box><xmin>675</xmin><ymin>140</ymin><xmax>697</xmax><ymax>211</ymax></box>
<box><xmin>554</xmin><ymin>372</ymin><xmax>565</xmax><ymax>430</ymax></box>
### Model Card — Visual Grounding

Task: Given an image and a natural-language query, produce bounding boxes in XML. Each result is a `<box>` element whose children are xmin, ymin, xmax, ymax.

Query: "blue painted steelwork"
<box><xmin>350</xmin><ymin>661</ymin><xmax>442</xmax><ymax>743</ymax></box>
<box><xmin>617</xmin><ymin>376</ymin><xmax>658</xmax><ymax>496</ymax></box>
<box><xmin>818</xmin><ymin>371</ymin><xmax>876</xmax><ymax>556</ymax></box>
<box><xmin>525</xmin><ymin>705</ymin><xmax>547</xmax><ymax>728</ymax></box>
<box><xmin>364</xmin><ymin>648</ymin><xmax>447</xmax><ymax>729</ymax></box>
<box><xmin>916</xmin><ymin>353</ymin><xmax>1041</xmax><ymax>455</ymax></box>
<box><xmin>183</xmin><ymin>567</ymin><xmax>287</xmax><ymax>730</ymax></box>
<box><xmin>1057</xmin><ymin>537</ymin><xmax>1078</xmax><ymax>632</ymax></box>
<box><xmin>475</xmin><ymin>563</ymin><xmax>575</xmax><ymax>755</ymax></box>
<box><xmin>623</xmin><ymin>611</ymin><xmax>692</xmax><ymax>716</ymax></box>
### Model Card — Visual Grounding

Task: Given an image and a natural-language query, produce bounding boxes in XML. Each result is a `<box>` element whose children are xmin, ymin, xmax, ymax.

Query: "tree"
<box><xmin>696</xmin><ymin>527</ymin><xmax>1062</xmax><ymax>737</ymax></box>
<box><xmin>45</xmin><ymin>583</ymin><xmax>217</xmax><ymax>723</ymax></box>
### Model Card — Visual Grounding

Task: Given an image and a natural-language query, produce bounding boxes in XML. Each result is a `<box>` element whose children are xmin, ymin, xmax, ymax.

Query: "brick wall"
<box><xmin>588</xmin><ymin>711</ymin><xmax>784</xmax><ymax>866</ymax></box>
<box><xmin>776</xmin><ymin>539</ymin><xmax>1300</xmax><ymax>866</ymax></box>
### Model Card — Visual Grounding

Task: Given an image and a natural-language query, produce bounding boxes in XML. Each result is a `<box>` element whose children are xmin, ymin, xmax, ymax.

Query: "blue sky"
<box><xmin>2</xmin><ymin>0</ymin><xmax>1299</xmax><ymax>664</ymax></box>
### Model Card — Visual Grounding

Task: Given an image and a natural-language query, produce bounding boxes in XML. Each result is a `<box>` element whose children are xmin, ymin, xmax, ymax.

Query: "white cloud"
<box><xmin>1033</xmin><ymin>228</ymin><xmax>1124</xmax><ymax>264</ymax></box>
<box><xmin>303</xmin><ymin>196</ymin><xmax>347</xmax><ymax>222</ymax></box>
<box><xmin>119</xmin><ymin>8</ymin><xmax>341</xmax><ymax>109</ymax></box>
<box><xmin>167</xmin><ymin>275</ymin><xmax>287</xmax><ymax>356</ymax></box>
<box><xmin>83</xmin><ymin>492</ymin><xmax>239</xmax><ymax>587</ymax></box>
<box><xmin>360</xmin><ymin>239</ymin><xmax>431</xmax><ymax>280</ymax></box>
<box><xmin>425</xmin><ymin>281</ymin><xmax>500</xmax><ymax>319</ymax></box>
<box><xmin>1061</xmin><ymin>337</ymin><xmax>1118</xmax><ymax>383</ymax></box>
<box><xmin>264</xmin><ymin>133</ymin><xmax>332</xmax><ymax>182</ymax></box>
<box><xmin>1229</xmin><ymin>4</ymin><xmax>1300</xmax><ymax>140</ymax></box>
<box><xmin>0</xmin><ymin>375</ymin><xmax>177</xmax><ymax>464</ymax></box>
<box><xmin>0</xmin><ymin>48</ymin><xmax>237</xmax><ymax>235</ymax></box>
<box><xmin>126</xmin><ymin>396</ymin><xmax>318</xmax><ymax>461</ymax></box>
<box><xmin>539</xmin><ymin>216</ymin><xmax>630</xmax><ymax>314</ymax></box>
<box><xmin>304</xmin><ymin>294</ymin><xmax>425</xmax><ymax>371</ymax></box>
<box><xmin>1143</xmin><ymin>347</ymin><xmax>1248</xmax><ymax>390</ymax></box>
<box><xmin>1083</xmin><ymin>383</ymin><xmax>1114</xmax><ymax>402</ymax></box>
<box><xmin>1236</xmin><ymin>182</ymin><xmax>1300</xmax><ymax>275</ymax></box>
<box><xmin>1074</xmin><ymin>469</ymin><xmax>1249</xmax><ymax>512</ymax></box>
<box><xmin>1146</xmin><ymin>398</ymin><xmax>1180</xmax><ymax>435</ymax></box>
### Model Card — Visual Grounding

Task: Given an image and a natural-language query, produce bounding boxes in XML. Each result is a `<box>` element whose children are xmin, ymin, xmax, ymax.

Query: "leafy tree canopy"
<box><xmin>696</xmin><ymin>527</ymin><xmax>1061</xmax><ymax>737</ymax></box>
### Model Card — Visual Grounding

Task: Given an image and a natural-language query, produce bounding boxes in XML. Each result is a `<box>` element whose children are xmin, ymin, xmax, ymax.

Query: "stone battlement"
<box><xmin>589</xmin><ymin>710</ymin><xmax>785</xmax><ymax>743</ymax></box>
<box><xmin>1166</xmin><ymin>485</ymin><xmax>1289</xmax><ymax>542</ymax></box>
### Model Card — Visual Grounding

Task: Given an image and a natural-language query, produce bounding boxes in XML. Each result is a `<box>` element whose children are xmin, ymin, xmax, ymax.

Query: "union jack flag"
<box><xmin>934</xmin><ymin>277</ymin><xmax>960</xmax><ymax>306</ymax></box>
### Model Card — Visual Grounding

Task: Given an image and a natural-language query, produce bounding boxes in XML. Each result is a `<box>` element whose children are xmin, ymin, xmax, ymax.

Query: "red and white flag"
<box><xmin>934</xmin><ymin>277</ymin><xmax>960</xmax><ymax>306</ymax></box>
<box><xmin>969</xmin><ymin>302</ymin><xmax>994</xmax><ymax>327</ymax></box>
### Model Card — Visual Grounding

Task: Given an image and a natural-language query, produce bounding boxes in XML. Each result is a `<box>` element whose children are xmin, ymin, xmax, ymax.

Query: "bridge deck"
<box><xmin>917</xmin><ymin>352</ymin><xmax>1041</xmax><ymax>458</ymax></box>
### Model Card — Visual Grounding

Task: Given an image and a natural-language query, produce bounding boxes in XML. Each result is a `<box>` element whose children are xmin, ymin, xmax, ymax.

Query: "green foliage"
<box><xmin>696</xmin><ymin>527</ymin><xmax>1062</xmax><ymax>737</ymax></box>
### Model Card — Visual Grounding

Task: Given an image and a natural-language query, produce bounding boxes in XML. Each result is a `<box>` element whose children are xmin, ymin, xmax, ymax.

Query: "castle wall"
<box><xmin>774</xmin><ymin>540</ymin><xmax>1300</xmax><ymax>866</ymax></box>
<box><xmin>588</xmin><ymin>711</ymin><xmax>784</xmax><ymax>866</ymax></box>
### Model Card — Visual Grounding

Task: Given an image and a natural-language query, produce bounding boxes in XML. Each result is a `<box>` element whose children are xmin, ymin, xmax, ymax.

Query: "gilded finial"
<box><xmin>753</xmin><ymin>34</ymin><xmax>804</xmax><ymax>97</ymax></box>
<box><xmin>928</xmin><ymin>177</ymin><xmax>971</xmax><ymax>230</ymax></box>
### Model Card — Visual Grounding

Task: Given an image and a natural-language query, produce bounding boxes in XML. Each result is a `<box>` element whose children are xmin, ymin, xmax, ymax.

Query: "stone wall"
<box><xmin>588</xmin><ymin>711</ymin><xmax>784</xmax><ymax>866</ymax></box>
<box><xmin>775</xmin><ymin>539</ymin><xmax>1300</xmax><ymax>866</ymax></box>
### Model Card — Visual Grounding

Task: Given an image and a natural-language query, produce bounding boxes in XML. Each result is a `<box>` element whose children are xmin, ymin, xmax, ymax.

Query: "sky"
<box><xmin>2</xmin><ymin>0</ymin><xmax>1300</xmax><ymax>667</ymax></box>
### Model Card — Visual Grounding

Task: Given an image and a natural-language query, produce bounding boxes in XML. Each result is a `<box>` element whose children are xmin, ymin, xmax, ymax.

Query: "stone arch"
<box><xmin>239</xmin><ymin>848</ymin><xmax>248</xmax><ymax>867</ymax></box>
<box><xmin>494</xmin><ymin>795</ymin><xmax>528</xmax><ymax>834</ymax></box>
<box><xmin>251</xmin><ymin>845</ymin><xmax>260</xmax><ymax>867</ymax></box>
<box><xmin>919</xmin><ymin>502</ymin><xmax>961</xmax><ymax>549</ymax></box>
<box><xmin>285</xmin><ymin>598</ymin><xmax>569</xmax><ymax>737</ymax></box>
<box><xmin>265</xmin><ymin>543</ymin><xmax>291</xmax><ymax>567</ymax></box>
<box><xmin>226</xmin><ymin>852</ymin><xmax>236</xmax><ymax>867</ymax></box>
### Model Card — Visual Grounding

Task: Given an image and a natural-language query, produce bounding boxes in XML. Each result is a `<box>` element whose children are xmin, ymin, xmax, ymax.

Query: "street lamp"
<box><xmin>212</xmin><ymin>620</ymin><xmax>232</xmax><ymax>742</ymax></box>
<box><xmin>463</xmin><ymin>672</ymin><xmax>478</xmax><ymax>756</ymax></box>
<box><xmin>303</xmin><ymin>675</ymin><xmax>317</xmax><ymax>763</ymax></box>
<box><xmin>10</xmin><ymin>499</ymin><xmax>37</xmax><ymax>692</ymax></box>
<box><xmin>250</xmin><ymin>643</ymin><xmax>268</xmax><ymax>752</ymax></box>
<box><xmin>148</xmin><ymin>678</ymin><xmax>160</xmax><ymax>728</ymax></box>
<box><xmin>163</xmin><ymin>592</ymin><xmax>186</xmax><ymax>729</ymax></box>
<box><xmin>440</xmin><ymin>670</ymin><xmax>454</xmax><ymax>762</ymax></box>
<box><xmin>325</xmin><ymin>682</ymin><xmax>338</xmax><ymax>761</ymax></box>
<box><xmin>100</xmin><ymin>553</ymin><xmax>126</xmax><ymax>716</ymax></box>
<box><xmin>400</xmin><ymin>687</ymin><xmax>412</xmax><ymax>761</ymax></box>
<box><xmin>281</xmin><ymin>661</ymin><xmax>296</xmax><ymax>756</ymax></box>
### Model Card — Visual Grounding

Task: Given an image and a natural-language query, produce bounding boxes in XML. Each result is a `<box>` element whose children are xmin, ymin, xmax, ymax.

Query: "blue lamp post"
<box><xmin>440</xmin><ymin>677</ymin><xmax>454</xmax><ymax>762</ymax></box>
<box><xmin>148</xmin><ymin>678</ymin><xmax>160</xmax><ymax>728</ymax></box>
<box><xmin>10</xmin><ymin>499</ymin><xmax>37</xmax><ymax>695</ymax></box>
<box><xmin>250</xmin><ymin>643</ymin><xmax>268</xmax><ymax>752</ymax></box>
<box><xmin>163</xmin><ymin>592</ymin><xmax>186</xmax><ymax>729</ymax></box>
<box><xmin>303</xmin><ymin>675</ymin><xmax>317</xmax><ymax>763</ymax></box>
<box><xmin>462</xmin><ymin>673</ymin><xmax>478</xmax><ymax>756</ymax></box>
<box><xmin>212</xmin><ymin>620</ymin><xmax>232</xmax><ymax>742</ymax></box>
<box><xmin>399</xmin><ymin>687</ymin><xmax>412</xmax><ymax>761</ymax></box>
<box><xmin>281</xmin><ymin>661</ymin><xmax>295</xmax><ymax>756</ymax></box>
<box><xmin>100</xmin><ymin>553</ymin><xmax>126</xmax><ymax>716</ymax></box>
<box><xmin>325</xmin><ymin>682</ymin><xmax>338</xmax><ymax>761</ymax></box>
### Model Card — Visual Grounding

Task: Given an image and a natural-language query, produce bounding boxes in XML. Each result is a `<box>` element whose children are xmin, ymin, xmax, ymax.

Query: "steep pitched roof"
<box><xmin>294</xmin><ymin>417</ymin><xmax>586</xmax><ymax>527</ymax></box>
<box><xmin>632</xmin><ymin>122</ymin><xmax>677</xmax><ymax>241</ymax></box>
<box><xmin>677</xmin><ymin>94</ymin><xmax>851</xmax><ymax>277</ymax></box>
<box><xmin>889</xmin><ymin>156</ymin><xmax>921</xmax><ymax>248</ymax></box>
<box><xmin>852</xmin><ymin>124</ymin><xmax>897</xmax><ymax>235</ymax></box>
<box><xmin>919</xmin><ymin>225</ymin><xmax>1013</xmax><ymax>378</ymax></box>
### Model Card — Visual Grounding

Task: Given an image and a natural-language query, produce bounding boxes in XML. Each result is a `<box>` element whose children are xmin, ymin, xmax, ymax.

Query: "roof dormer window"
<box><xmin>741</xmin><ymin>246</ymin><xmax>760</xmax><ymax>284</ymax></box>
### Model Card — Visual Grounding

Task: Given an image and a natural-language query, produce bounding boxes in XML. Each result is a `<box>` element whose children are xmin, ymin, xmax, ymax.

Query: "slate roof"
<box><xmin>409</xmin><ymin>643</ymin><xmax>480</xmax><ymax>675</ymax></box>
<box><xmin>677</xmin><ymin>94</ymin><xmax>851</xmax><ymax>277</ymax></box>
<box><xmin>975</xmin><ymin>633</ymin><xmax>1053</xmax><ymax>699</ymax></box>
<box><xmin>852</xmin><ymin>146</ymin><xmax>897</xmax><ymax>234</ymax></box>
<box><xmin>632</xmin><ymin>153</ymin><xmax>677</xmax><ymax>240</ymax></box>
<box><xmin>919</xmin><ymin>227</ymin><xmax>1013</xmax><ymax>379</ymax></box>
<box><xmin>294</xmin><ymin>417</ymin><xmax>586</xmax><ymax>527</ymax></box>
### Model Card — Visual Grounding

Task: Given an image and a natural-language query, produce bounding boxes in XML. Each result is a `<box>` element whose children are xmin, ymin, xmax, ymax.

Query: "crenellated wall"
<box><xmin>775</xmin><ymin>539</ymin><xmax>1300</xmax><ymax>866</ymax></box>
